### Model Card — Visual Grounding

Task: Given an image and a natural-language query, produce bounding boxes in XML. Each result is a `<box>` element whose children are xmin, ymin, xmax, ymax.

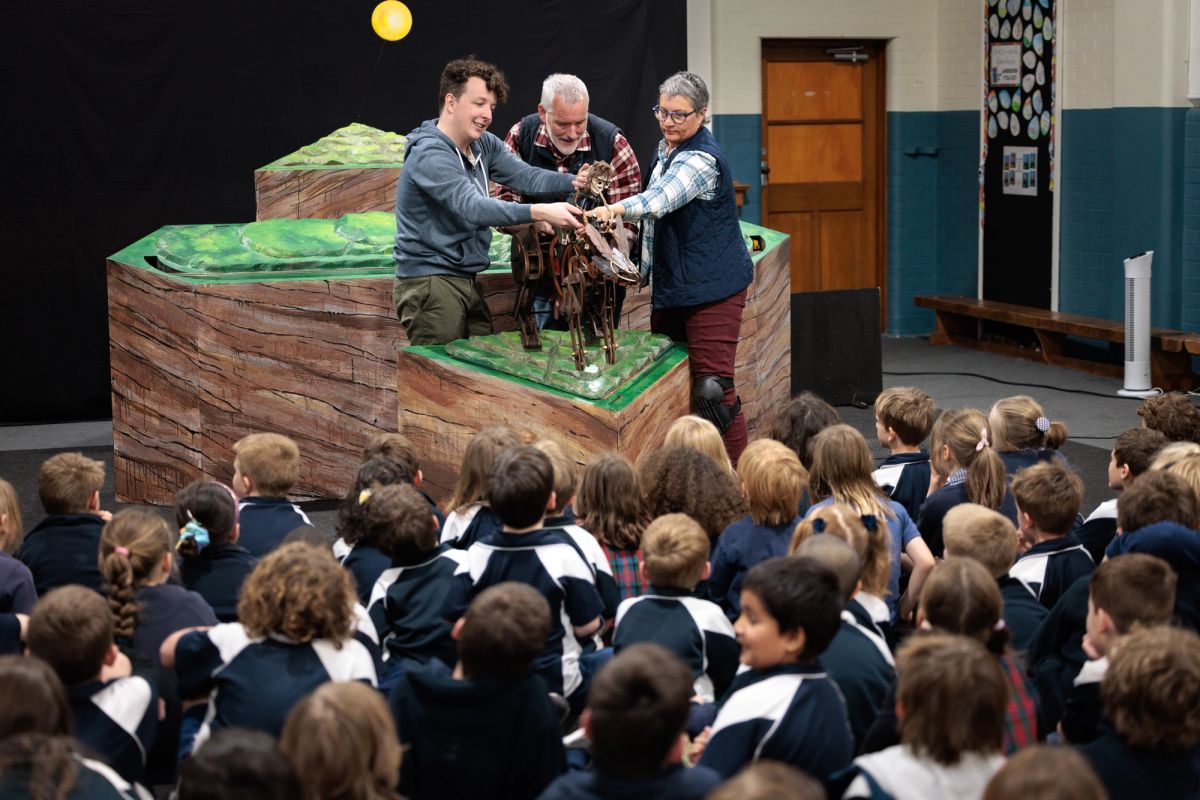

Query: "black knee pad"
<box><xmin>692</xmin><ymin>375</ymin><xmax>741</xmax><ymax>434</ymax></box>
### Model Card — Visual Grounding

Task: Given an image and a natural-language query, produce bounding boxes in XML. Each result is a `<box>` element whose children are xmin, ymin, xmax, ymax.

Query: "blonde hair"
<box><xmin>0</xmin><ymin>479</ymin><xmax>23</xmax><ymax>554</ymax></box>
<box><xmin>1159</xmin><ymin>452</ymin><xmax>1200</xmax><ymax>504</ymax></box>
<box><xmin>874</xmin><ymin>387</ymin><xmax>936</xmax><ymax>446</ymax></box>
<box><xmin>99</xmin><ymin>510</ymin><xmax>173</xmax><ymax>641</ymax></box>
<box><xmin>790</xmin><ymin>502</ymin><xmax>890</xmax><ymax>597</ymax></box>
<box><xmin>808</xmin><ymin>425</ymin><xmax>894</xmax><ymax>521</ymax></box>
<box><xmin>575</xmin><ymin>452</ymin><xmax>645</xmax><ymax>551</ymax></box>
<box><xmin>37</xmin><ymin>452</ymin><xmax>104</xmax><ymax>515</ymax></box>
<box><xmin>445</xmin><ymin>426</ymin><xmax>521</xmax><ymax>514</ymax></box>
<box><xmin>233</xmin><ymin>433</ymin><xmax>300</xmax><ymax>496</ymax></box>
<box><xmin>737</xmin><ymin>439</ymin><xmax>807</xmax><ymax>526</ymax></box>
<box><xmin>989</xmin><ymin>395</ymin><xmax>1067</xmax><ymax>451</ymax></box>
<box><xmin>640</xmin><ymin>513</ymin><xmax>709</xmax><ymax>589</ymax></box>
<box><xmin>665</xmin><ymin>415</ymin><xmax>734</xmax><ymax>475</ymax></box>
<box><xmin>533</xmin><ymin>438</ymin><xmax>578</xmax><ymax>514</ymax></box>
<box><xmin>280</xmin><ymin>682</ymin><xmax>402</xmax><ymax>800</ymax></box>
<box><xmin>942</xmin><ymin>504</ymin><xmax>1018</xmax><ymax>579</ymax></box>
<box><xmin>1149</xmin><ymin>440</ymin><xmax>1200</xmax><ymax>471</ymax></box>
<box><xmin>930</xmin><ymin>408</ymin><xmax>1007</xmax><ymax>511</ymax></box>
<box><xmin>238</xmin><ymin>543</ymin><xmax>355</xmax><ymax>644</ymax></box>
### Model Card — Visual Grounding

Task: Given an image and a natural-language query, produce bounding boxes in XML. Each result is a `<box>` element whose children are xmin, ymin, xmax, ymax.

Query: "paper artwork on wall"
<box><xmin>1002</xmin><ymin>146</ymin><xmax>1038</xmax><ymax>196</ymax></box>
<box><xmin>991</xmin><ymin>47</ymin><xmax>1022</xmax><ymax>86</ymax></box>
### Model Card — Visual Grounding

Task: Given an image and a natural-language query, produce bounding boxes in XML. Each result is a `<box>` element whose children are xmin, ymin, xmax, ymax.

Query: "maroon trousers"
<box><xmin>651</xmin><ymin>289</ymin><xmax>748</xmax><ymax>464</ymax></box>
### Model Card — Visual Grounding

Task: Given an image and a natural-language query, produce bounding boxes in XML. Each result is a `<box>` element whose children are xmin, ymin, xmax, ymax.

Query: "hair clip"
<box><xmin>358</xmin><ymin>488</ymin><xmax>373</xmax><ymax>505</ymax></box>
<box><xmin>860</xmin><ymin>514</ymin><xmax>878</xmax><ymax>532</ymax></box>
<box><xmin>114</xmin><ymin>546</ymin><xmax>130</xmax><ymax>557</ymax></box>
<box><xmin>976</xmin><ymin>428</ymin><xmax>990</xmax><ymax>452</ymax></box>
<box><xmin>178</xmin><ymin>511</ymin><xmax>210</xmax><ymax>553</ymax></box>
<box><xmin>812</xmin><ymin>518</ymin><xmax>827</xmax><ymax>533</ymax></box>
<box><xmin>1035</xmin><ymin>416</ymin><xmax>1051</xmax><ymax>433</ymax></box>
<box><xmin>993</xmin><ymin>618</ymin><xmax>1007</xmax><ymax>632</ymax></box>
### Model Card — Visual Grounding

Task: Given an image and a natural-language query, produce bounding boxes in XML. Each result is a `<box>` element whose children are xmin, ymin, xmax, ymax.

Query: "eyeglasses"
<box><xmin>651</xmin><ymin>105</ymin><xmax>699</xmax><ymax>124</ymax></box>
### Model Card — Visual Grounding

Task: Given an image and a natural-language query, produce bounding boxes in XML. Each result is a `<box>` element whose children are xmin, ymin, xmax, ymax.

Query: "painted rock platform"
<box><xmin>398</xmin><ymin>341</ymin><xmax>691</xmax><ymax>500</ymax></box>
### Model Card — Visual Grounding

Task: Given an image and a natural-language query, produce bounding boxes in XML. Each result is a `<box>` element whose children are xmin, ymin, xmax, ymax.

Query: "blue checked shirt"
<box><xmin>945</xmin><ymin>467</ymin><xmax>969</xmax><ymax>487</ymax></box>
<box><xmin>618</xmin><ymin>140</ymin><xmax>720</xmax><ymax>281</ymax></box>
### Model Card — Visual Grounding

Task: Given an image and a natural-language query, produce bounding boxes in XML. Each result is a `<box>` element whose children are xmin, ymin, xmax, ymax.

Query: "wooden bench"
<box><xmin>914</xmin><ymin>295</ymin><xmax>1198</xmax><ymax>391</ymax></box>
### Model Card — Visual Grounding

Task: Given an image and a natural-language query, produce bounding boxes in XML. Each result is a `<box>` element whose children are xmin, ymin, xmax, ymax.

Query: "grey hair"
<box><xmin>658</xmin><ymin>71</ymin><xmax>709</xmax><ymax>112</ymax></box>
<box><xmin>541</xmin><ymin>74</ymin><xmax>589</xmax><ymax>109</ymax></box>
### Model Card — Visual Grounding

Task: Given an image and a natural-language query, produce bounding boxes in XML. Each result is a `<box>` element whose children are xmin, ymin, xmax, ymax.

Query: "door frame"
<box><xmin>761</xmin><ymin>38</ymin><xmax>888</xmax><ymax>327</ymax></box>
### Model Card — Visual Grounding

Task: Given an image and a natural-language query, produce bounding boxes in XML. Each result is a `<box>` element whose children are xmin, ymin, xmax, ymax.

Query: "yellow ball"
<box><xmin>371</xmin><ymin>0</ymin><xmax>412</xmax><ymax>41</ymax></box>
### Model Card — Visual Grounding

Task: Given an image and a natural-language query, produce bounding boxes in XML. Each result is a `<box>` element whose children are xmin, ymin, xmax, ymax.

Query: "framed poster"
<box><xmin>1002</xmin><ymin>146</ymin><xmax>1038</xmax><ymax>196</ymax></box>
<box><xmin>990</xmin><ymin>43</ymin><xmax>1021</xmax><ymax>86</ymax></box>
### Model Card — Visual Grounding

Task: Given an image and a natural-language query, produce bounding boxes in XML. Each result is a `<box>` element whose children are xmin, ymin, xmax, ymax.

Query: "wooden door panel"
<box><xmin>767</xmin><ymin>124</ymin><xmax>862</xmax><ymax>183</ymax></box>
<box><xmin>818</xmin><ymin>211</ymin><xmax>870</xmax><ymax>290</ymax></box>
<box><xmin>768</xmin><ymin>183</ymin><xmax>863</xmax><ymax>212</ymax></box>
<box><xmin>769</xmin><ymin>212</ymin><xmax>817</xmax><ymax>293</ymax></box>
<box><xmin>765</xmin><ymin>62</ymin><xmax>862</xmax><ymax>121</ymax></box>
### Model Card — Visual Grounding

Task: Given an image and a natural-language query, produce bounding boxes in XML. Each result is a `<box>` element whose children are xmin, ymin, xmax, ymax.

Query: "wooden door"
<box><xmin>762</xmin><ymin>41</ymin><xmax>887</xmax><ymax>328</ymax></box>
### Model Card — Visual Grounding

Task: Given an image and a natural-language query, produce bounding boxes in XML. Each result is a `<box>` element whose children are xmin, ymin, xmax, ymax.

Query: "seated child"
<box><xmin>760</xmin><ymin>391</ymin><xmax>841</xmax><ymax>472</ymax></box>
<box><xmin>0</xmin><ymin>477</ymin><xmax>35</xmax><ymax>615</ymax></box>
<box><xmin>175</xmin><ymin>480</ymin><xmax>258</xmax><ymax>622</ymax></box>
<box><xmin>17</xmin><ymin>451</ymin><xmax>108</xmax><ymax>595</ymax></box>
<box><xmin>982</xmin><ymin>744</ymin><xmax>1106</xmax><ymax>800</ymax></box>
<box><xmin>1077</xmin><ymin>626</ymin><xmax>1200</xmax><ymax>799</ymax></box>
<box><xmin>441</xmin><ymin>425</ymin><xmax>522</xmax><ymax>548</ymax></box>
<box><xmin>1074</xmin><ymin>427</ymin><xmax>1166</xmax><ymax>563</ymax></box>
<box><xmin>336</xmin><ymin>455</ymin><xmax>417</xmax><ymax>603</ymax></box>
<box><xmin>176</xmin><ymin>728</ymin><xmax>300</xmax><ymax>800</ymax></box>
<box><xmin>1009</xmin><ymin>462</ymin><xmax>1094</xmax><ymax>609</ymax></box>
<box><xmin>164</xmin><ymin>542</ymin><xmax>377</xmax><ymax>749</ymax></box>
<box><xmin>362</xmin><ymin>431</ymin><xmax>446</xmax><ymax>528</ymax></box>
<box><xmin>612</xmin><ymin>513</ymin><xmax>738</xmax><ymax>704</ymax></box>
<box><xmin>794</xmin><ymin>535</ymin><xmax>894</xmax><ymax>748</ymax></box>
<box><xmin>364</xmin><ymin>483</ymin><xmax>466</xmax><ymax>686</ymax></box>
<box><xmin>665</xmin><ymin>415</ymin><xmax>735</xmax><ymax>475</ymax></box>
<box><xmin>638</xmin><ymin>446</ymin><xmax>746</xmax><ymax>545</ymax></box>
<box><xmin>706</xmin><ymin>761</ymin><xmax>826</xmax><ymax>800</ymax></box>
<box><xmin>539</xmin><ymin>643</ymin><xmax>722</xmax><ymax>800</ymax></box>
<box><xmin>943</xmin><ymin>503</ymin><xmax>1046</xmax><ymax>653</ymax></box>
<box><xmin>391</xmin><ymin>582</ymin><xmax>565</xmax><ymax>800</ymax></box>
<box><xmin>709</xmin><ymin>438</ymin><xmax>808</xmax><ymax>620</ymax></box>
<box><xmin>575</xmin><ymin>452</ymin><xmax>647</xmax><ymax>601</ymax></box>
<box><xmin>844</xmin><ymin>634</ymin><xmax>1007</xmax><ymax>799</ymax></box>
<box><xmin>230</xmin><ymin>432</ymin><xmax>311</xmax><ymax>557</ymax></box>
<box><xmin>1059</xmin><ymin>553</ymin><xmax>1176</xmax><ymax>745</ymax></box>
<box><xmin>1137</xmin><ymin>391</ymin><xmax>1200</xmax><ymax>443</ymax></box>
<box><xmin>0</xmin><ymin>655</ymin><xmax>147</xmax><ymax>800</ymax></box>
<box><xmin>871</xmin><ymin>387</ymin><xmax>935</xmax><ymax>523</ymax></box>
<box><xmin>917</xmin><ymin>408</ymin><xmax>1018</xmax><ymax>559</ymax></box>
<box><xmin>697</xmin><ymin>556</ymin><xmax>854</xmax><ymax>785</ymax></box>
<box><xmin>443</xmin><ymin>446</ymin><xmax>605</xmax><ymax>712</ymax></box>
<box><xmin>280</xmin><ymin>682</ymin><xmax>403</xmax><ymax>800</ymax></box>
<box><xmin>27</xmin><ymin>585</ymin><xmax>157</xmax><ymax>783</ymax></box>
<box><xmin>989</xmin><ymin>395</ymin><xmax>1069</xmax><ymax>475</ymax></box>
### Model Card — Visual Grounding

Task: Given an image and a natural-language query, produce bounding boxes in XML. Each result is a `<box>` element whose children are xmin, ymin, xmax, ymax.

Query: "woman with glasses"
<box><xmin>590</xmin><ymin>72</ymin><xmax>754</xmax><ymax>464</ymax></box>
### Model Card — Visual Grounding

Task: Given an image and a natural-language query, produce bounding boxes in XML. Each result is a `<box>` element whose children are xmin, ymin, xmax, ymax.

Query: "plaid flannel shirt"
<box><xmin>1000</xmin><ymin>653</ymin><xmax>1039</xmax><ymax>752</ymax></box>
<box><xmin>601</xmin><ymin>544</ymin><xmax>643</xmax><ymax>602</ymax></box>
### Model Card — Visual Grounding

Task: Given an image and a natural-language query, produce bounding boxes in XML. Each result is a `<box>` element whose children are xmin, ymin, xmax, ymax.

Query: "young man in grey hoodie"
<box><xmin>394</xmin><ymin>56</ymin><xmax>587</xmax><ymax>345</ymax></box>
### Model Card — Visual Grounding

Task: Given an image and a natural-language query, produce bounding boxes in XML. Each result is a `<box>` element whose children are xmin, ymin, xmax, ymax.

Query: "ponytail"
<box><xmin>98</xmin><ymin>509</ymin><xmax>172</xmax><ymax>642</ymax></box>
<box><xmin>966</xmin><ymin>446</ymin><xmax>1007</xmax><ymax>512</ymax></box>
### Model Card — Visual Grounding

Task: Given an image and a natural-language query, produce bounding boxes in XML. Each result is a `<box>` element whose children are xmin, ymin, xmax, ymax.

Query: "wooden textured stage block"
<box><xmin>735</xmin><ymin>224</ymin><xmax>792</xmax><ymax>436</ymax></box>
<box><xmin>396</xmin><ymin>346</ymin><xmax>691</xmax><ymax>500</ymax></box>
<box><xmin>254</xmin><ymin>167</ymin><xmax>402</xmax><ymax>220</ymax></box>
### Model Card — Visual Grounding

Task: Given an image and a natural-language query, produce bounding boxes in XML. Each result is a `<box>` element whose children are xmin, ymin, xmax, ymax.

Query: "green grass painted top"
<box><xmin>259</xmin><ymin>123</ymin><xmax>408</xmax><ymax>170</ymax></box>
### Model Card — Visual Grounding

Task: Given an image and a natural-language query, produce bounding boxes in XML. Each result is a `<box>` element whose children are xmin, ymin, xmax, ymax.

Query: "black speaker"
<box><xmin>790</xmin><ymin>288</ymin><xmax>883</xmax><ymax>406</ymax></box>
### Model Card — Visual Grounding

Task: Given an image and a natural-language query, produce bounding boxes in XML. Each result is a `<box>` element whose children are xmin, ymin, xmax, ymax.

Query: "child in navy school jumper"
<box><xmin>27</xmin><ymin>586</ymin><xmax>157</xmax><ymax>784</ymax></box>
<box><xmin>805</xmin><ymin>425</ymin><xmax>935</xmax><ymax>624</ymax></box>
<box><xmin>440</xmin><ymin>425</ymin><xmax>523</xmax><ymax>548</ymax></box>
<box><xmin>1077</xmin><ymin>626</ymin><xmax>1200</xmax><ymax>800</ymax></box>
<box><xmin>709</xmin><ymin>439</ymin><xmax>807</xmax><ymax>621</ymax></box>
<box><xmin>281</xmin><ymin>682</ymin><xmax>403</xmax><ymax>800</ymax></box>
<box><xmin>842</xmin><ymin>634</ymin><xmax>1007</xmax><ymax>799</ymax></box>
<box><xmin>0</xmin><ymin>478</ymin><xmax>36</xmax><ymax>615</ymax></box>
<box><xmin>984</xmin><ymin>746</ymin><xmax>1108</xmax><ymax>800</ymax></box>
<box><xmin>575</xmin><ymin>452</ymin><xmax>648</xmax><ymax>602</ymax></box>
<box><xmin>444</xmin><ymin>446</ymin><xmax>606</xmax><ymax>713</ymax></box>
<box><xmin>1073</xmin><ymin>428</ymin><xmax>1166</xmax><ymax>564</ymax></box>
<box><xmin>1059</xmin><ymin>554</ymin><xmax>1176</xmax><ymax>745</ymax></box>
<box><xmin>538</xmin><ymin>644</ymin><xmax>722</xmax><ymax>800</ymax></box>
<box><xmin>361</xmin><ymin>431</ymin><xmax>446</xmax><ymax>529</ymax></box>
<box><xmin>175</xmin><ymin>728</ymin><xmax>301</xmax><ymax>800</ymax></box>
<box><xmin>870</xmin><ymin>387</ymin><xmax>935</xmax><ymax>524</ymax></box>
<box><xmin>230</xmin><ymin>432</ymin><xmax>311</xmax><ymax>557</ymax></box>
<box><xmin>392</xmin><ymin>582</ymin><xmax>566</xmax><ymax>800</ymax></box>
<box><xmin>695</xmin><ymin>557</ymin><xmax>854</xmax><ymax>786</ymax></box>
<box><xmin>17</xmin><ymin>452</ymin><xmax>110</xmax><ymax>595</ymax></box>
<box><xmin>918</xmin><ymin>408</ymin><xmax>1019</xmax><ymax>559</ymax></box>
<box><xmin>942</xmin><ymin>504</ymin><xmax>1046</xmax><ymax>653</ymax></box>
<box><xmin>1010</xmin><ymin>462</ymin><xmax>1094</xmax><ymax>610</ymax></box>
<box><xmin>612</xmin><ymin>514</ymin><xmax>738</xmax><ymax>707</ymax></box>
<box><xmin>336</xmin><ymin>455</ymin><xmax>418</xmax><ymax>604</ymax></box>
<box><xmin>165</xmin><ymin>542</ymin><xmax>377</xmax><ymax>751</ymax></box>
<box><xmin>364</xmin><ymin>482</ymin><xmax>466</xmax><ymax>690</ymax></box>
<box><xmin>793</xmin><ymin>535</ymin><xmax>894</xmax><ymax>750</ymax></box>
<box><xmin>175</xmin><ymin>481</ymin><xmax>257</xmax><ymax>622</ymax></box>
<box><xmin>989</xmin><ymin>395</ymin><xmax>1070</xmax><ymax>477</ymax></box>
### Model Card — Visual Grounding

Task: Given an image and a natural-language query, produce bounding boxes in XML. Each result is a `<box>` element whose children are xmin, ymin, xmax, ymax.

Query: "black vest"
<box><xmin>514</xmin><ymin>112</ymin><xmax>621</xmax><ymax>203</ymax></box>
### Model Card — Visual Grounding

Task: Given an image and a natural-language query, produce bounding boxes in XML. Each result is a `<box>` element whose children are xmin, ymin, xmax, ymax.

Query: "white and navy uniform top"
<box><xmin>557</xmin><ymin>521</ymin><xmax>622</xmax><ymax>636</ymax></box>
<box><xmin>67</xmin><ymin>676</ymin><xmax>157</xmax><ymax>784</ymax></box>
<box><xmin>820</xmin><ymin>610</ymin><xmax>895</xmax><ymax>747</ymax></box>
<box><xmin>1073</xmin><ymin>498</ymin><xmax>1119</xmax><ymax>564</ymax></box>
<box><xmin>235</xmin><ymin>496</ymin><xmax>312</xmax><ymax>557</ymax></box>
<box><xmin>844</xmin><ymin>744</ymin><xmax>1005</xmax><ymax>800</ymax></box>
<box><xmin>708</xmin><ymin>514</ymin><xmax>800</xmax><ymax>621</ymax></box>
<box><xmin>613</xmin><ymin>585</ymin><xmax>739</xmax><ymax>703</ymax></box>
<box><xmin>1009</xmin><ymin>535</ymin><xmax>1095</xmax><ymax>610</ymax></box>
<box><xmin>0</xmin><ymin>754</ymin><xmax>154</xmax><ymax>800</ymax></box>
<box><xmin>367</xmin><ymin>544</ymin><xmax>468</xmax><ymax>667</ymax></box>
<box><xmin>697</xmin><ymin>661</ymin><xmax>854</xmax><ymax>782</ymax></box>
<box><xmin>175</xmin><ymin>621</ymin><xmax>377</xmax><ymax>752</ymax></box>
<box><xmin>444</xmin><ymin>527</ymin><xmax>605</xmax><ymax>698</ymax></box>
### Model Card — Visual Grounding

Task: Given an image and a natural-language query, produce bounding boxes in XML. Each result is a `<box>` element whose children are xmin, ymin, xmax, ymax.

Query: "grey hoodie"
<box><xmin>393</xmin><ymin>120</ymin><xmax>575</xmax><ymax>278</ymax></box>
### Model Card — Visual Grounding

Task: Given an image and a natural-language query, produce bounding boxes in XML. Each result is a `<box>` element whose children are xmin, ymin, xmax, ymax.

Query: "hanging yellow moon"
<box><xmin>372</xmin><ymin>1</ymin><xmax>413</xmax><ymax>41</ymax></box>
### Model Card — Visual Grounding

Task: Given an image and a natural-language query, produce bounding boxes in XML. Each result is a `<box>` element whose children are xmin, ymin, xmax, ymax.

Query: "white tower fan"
<box><xmin>1118</xmin><ymin>250</ymin><xmax>1156</xmax><ymax>398</ymax></box>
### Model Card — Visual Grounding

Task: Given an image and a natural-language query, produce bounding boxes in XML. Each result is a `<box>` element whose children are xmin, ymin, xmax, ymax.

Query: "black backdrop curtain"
<box><xmin>1</xmin><ymin>1</ymin><xmax>686</xmax><ymax>423</ymax></box>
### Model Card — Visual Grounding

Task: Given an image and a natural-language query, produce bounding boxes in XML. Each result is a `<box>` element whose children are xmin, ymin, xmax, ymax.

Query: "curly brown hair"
<box><xmin>99</xmin><ymin>509</ymin><xmax>173</xmax><ymax>642</ymax></box>
<box><xmin>439</xmin><ymin>56</ymin><xmax>509</xmax><ymax>110</ymax></box>
<box><xmin>637</xmin><ymin>446</ymin><xmax>745</xmax><ymax>542</ymax></box>
<box><xmin>575</xmin><ymin>452</ymin><xmax>646</xmax><ymax>551</ymax></box>
<box><xmin>1138</xmin><ymin>392</ymin><xmax>1200</xmax><ymax>443</ymax></box>
<box><xmin>1102</xmin><ymin>625</ymin><xmax>1200</xmax><ymax>751</ymax></box>
<box><xmin>238</xmin><ymin>543</ymin><xmax>356</xmax><ymax>645</ymax></box>
<box><xmin>759</xmin><ymin>392</ymin><xmax>840</xmax><ymax>470</ymax></box>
